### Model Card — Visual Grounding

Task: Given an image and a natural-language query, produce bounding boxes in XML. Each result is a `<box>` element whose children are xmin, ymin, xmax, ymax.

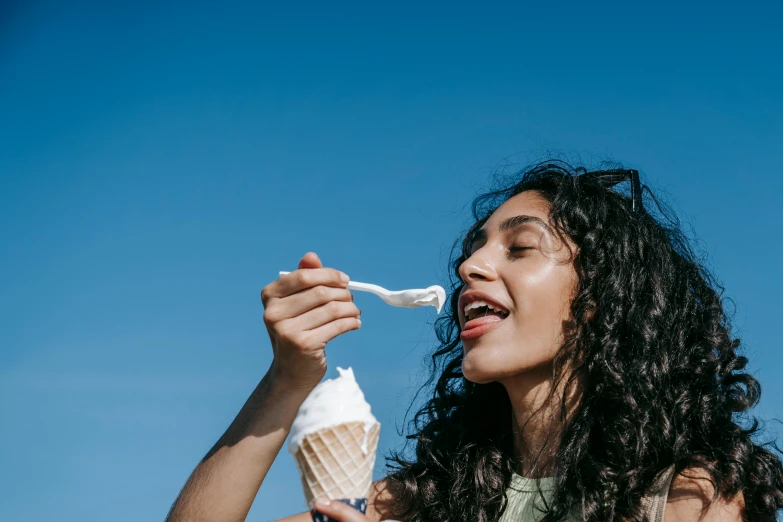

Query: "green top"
<box><xmin>499</xmin><ymin>469</ymin><xmax>672</xmax><ymax>522</ymax></box>
<box><xmin>498</xmin><ymin>474</ymin><xmax>569</xmax><ymax>522</ymax></box>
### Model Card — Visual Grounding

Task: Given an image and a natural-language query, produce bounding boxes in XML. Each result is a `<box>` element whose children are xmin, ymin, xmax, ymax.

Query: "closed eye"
<box><xmin>509</xmin><ymin>246</ymin><xmax>532</xmax><ymax>252</ymax></box>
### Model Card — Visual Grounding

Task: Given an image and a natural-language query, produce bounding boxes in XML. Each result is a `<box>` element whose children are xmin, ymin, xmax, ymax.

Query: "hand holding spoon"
<box><xmin>278</xmin><ymin>271</ymin><xmax>446</xmax><ymax>314</ymax></box>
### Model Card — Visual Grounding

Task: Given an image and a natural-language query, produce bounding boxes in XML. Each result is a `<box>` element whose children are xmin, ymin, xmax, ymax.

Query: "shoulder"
<box><xmin>664</xmin><ymin>467</ymin><xmax>745</xmax><ymax>522</ymax></box>
<box><xmin>366</xmin><ymin>477</ymin><xmax>406</xmax><ymax>521</ymax></box>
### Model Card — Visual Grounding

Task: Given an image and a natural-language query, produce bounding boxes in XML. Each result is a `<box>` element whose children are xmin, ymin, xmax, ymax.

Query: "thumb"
<box><xmin>297</xmin><ymin>251</ymin><xmax>323</xmax><ymax>270</ymax></box>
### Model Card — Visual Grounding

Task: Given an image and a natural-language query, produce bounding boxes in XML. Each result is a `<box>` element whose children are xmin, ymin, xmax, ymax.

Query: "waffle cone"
<box><xmin>293</xmin><ymin>421</ymin><xmax>380</xmax><ymax>506</ymax></box>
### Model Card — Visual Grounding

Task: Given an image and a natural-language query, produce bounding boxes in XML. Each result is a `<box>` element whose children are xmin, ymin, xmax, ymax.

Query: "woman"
<box><xmin>165</xmin><ymin>161</ymin><xmax>783</xmax><ymax>522</ymax></box>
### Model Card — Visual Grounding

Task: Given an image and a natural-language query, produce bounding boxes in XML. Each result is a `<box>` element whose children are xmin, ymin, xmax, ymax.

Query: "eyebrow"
<box><xmin>470</xmin><ymin>215</ymin><xmax>553</xmax><ymax>244</ymax></box>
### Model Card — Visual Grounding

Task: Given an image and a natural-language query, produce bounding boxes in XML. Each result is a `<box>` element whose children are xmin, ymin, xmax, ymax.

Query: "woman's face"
<box><xmin>457</xmin><ymin>190</ymin><xmax>579</xmax><ymax>385</ymax></box>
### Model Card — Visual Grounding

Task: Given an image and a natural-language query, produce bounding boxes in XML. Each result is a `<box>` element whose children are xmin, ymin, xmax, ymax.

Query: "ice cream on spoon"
<box><xmin>278</xmin><ymin>272</ymin><xmax>447</xmax><ymax>314</ymax></box>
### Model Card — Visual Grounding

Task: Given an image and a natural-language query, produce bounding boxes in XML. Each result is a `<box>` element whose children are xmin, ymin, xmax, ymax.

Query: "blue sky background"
<box><xmin>1</xmin><ymin>1</ymin><xmax>781</xmax><ymax>521</ymax></box>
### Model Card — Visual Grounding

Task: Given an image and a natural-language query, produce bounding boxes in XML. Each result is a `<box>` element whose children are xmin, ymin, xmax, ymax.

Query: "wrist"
<box><xmin>263</xmin><ymin>363</ymin><xmax>316</xmax><ymax>402</ymax></box>
<box><xmin>266</xmin><ymin>361</ymin><xmax>322</xmax><ymax>397</ymax></box>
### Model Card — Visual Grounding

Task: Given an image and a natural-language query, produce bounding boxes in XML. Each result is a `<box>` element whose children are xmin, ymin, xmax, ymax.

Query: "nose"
<box><xmin>458</xmin><ymin>248</ymin><xmax>498</xmax><ymax>283</ymax></box>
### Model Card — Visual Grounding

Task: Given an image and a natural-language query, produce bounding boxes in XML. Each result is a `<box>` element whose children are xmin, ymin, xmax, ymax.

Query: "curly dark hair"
<box><xmin>385</xmin><ymin>160</ymin><xmax>783</xmax><ymax>522</ymax></box>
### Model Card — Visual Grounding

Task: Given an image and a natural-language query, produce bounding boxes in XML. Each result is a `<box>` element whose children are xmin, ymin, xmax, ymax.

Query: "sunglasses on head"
<box><xmin>579</xmin><ymin>168</ymin><xmax>643</xmax><ymax>214</ymax></box>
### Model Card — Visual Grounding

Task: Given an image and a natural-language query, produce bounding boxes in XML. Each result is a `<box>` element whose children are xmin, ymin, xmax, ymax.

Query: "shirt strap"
<box><xmin>640</xmin><ymin>465</ymin><xmax>676</xmax><ymax>522</ymax></box>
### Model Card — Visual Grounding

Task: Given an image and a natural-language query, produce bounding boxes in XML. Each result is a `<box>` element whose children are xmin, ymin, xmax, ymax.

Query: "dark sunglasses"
<box><xmin>579</xmin><ymin>168</ymin><xmax>643</xmax><ymax>214</ymax></box>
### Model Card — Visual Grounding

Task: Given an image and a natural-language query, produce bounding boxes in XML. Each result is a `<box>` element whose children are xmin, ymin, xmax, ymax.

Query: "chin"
<box><xmin>461</xmin><ymin>347</ymin><xmax>512</xmax><ymax>384</ymax></box>
<box><xmin>462</xmin><ymin>365</ymin><xmax>495</xmax><ymax>384</ymax></box>
<box><xmin>461</xmin><ymin>343</ymin><xmax>553</xmax><ymax>385</ymax></box>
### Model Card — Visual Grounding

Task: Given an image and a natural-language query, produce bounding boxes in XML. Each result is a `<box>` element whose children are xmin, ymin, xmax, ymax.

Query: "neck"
<box><xmin>501</xmin><ymin>365</ymin><xmax>580</xmax><ymax>478</ymax></box>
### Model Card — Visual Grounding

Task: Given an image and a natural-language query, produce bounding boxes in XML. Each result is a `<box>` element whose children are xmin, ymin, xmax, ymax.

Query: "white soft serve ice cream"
<box><xmin>289</xmin><ymin>367</ymin><xmax>378</xmax><ymax>455</ymax></box>
<box><xmin>381</xmin><ymin>285</ymin><xmax>447</xmax><ymax>314</ymax></box>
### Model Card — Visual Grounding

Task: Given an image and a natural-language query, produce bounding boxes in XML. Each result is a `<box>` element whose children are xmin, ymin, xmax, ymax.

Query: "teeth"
<box><xmin>463</xmin><ymin>300</ymin><xmax>507</xmax><ymax>320</ymax></box>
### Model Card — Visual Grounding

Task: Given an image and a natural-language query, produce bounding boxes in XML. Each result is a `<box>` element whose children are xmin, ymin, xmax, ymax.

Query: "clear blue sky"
<box><xmin>1</xmin><ymin>2</ymin><xmax>781</xmax><ymax>521</ymax></box>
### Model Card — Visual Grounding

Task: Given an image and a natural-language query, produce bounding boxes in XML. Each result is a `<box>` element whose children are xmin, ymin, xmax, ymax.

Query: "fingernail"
<box><xmin>314</xmin><ymin>498</ymin><xmax>331</xmax><ymax>508</ymax></box>
<box><xmin>357</xmin><ymin>318</ymin><xmax>362</xmax><ymax>327</ymax></box>
<box><xmin>340</xmin><ymin>272</ymin><xmax>350</xmax><ymax>284</ymax></box>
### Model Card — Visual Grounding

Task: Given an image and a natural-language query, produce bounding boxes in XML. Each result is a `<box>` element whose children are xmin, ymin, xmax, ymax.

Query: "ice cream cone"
<box><xmin>289</xmin><ymin>367</ymin><xmax>380</xmax><ymax>522</ymax></box>
<box><xmin>293</xmin><ymin>420</ymin><xmax>381</xmax><ymax>507</ymax></box>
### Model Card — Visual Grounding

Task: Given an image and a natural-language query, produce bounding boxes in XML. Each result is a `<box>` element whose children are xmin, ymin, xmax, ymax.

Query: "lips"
<box><xmin>463</xmin><ymin>314</ymin><xmax>504</xmax><ymax>330</ymax></box>
<box><xmin>460</xmin><ymin>291</ymin><xmax>510</xmax><ymax>314</ymax></box>
<box><xmin>460</xmin><ymin>311</ymin><xmax>507</xmax><ymax>340</ymax></box>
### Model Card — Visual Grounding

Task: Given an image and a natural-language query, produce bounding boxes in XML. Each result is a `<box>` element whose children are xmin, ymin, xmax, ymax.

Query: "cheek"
<box><xmin>514</xmin><ymin>262</ymin><xmax>575</xmax><ymax>326</ymax></box>
<box><xmin>461</xmin><ymin>262</ymin><xmax>578</xmax><ymax>383</ymax></box>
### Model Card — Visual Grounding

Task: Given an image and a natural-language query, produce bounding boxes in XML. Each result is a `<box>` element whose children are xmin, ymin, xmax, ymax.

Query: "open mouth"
<box><xmin>461</xmin><ymin>301</ymin><xmax>510</xmax><ymax>338</ymax></box>
<box><xmin>463</xmin><ymin>303</ymin><xmax>509</xmax><ymax>322</ymax></box>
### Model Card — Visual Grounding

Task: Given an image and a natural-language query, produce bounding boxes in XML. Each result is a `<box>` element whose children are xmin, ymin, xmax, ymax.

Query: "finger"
<box><xmin>274</xmin><ymin>317</ymin><xmax>360</xmax><ymax>356</ymax></box>
<box><xmin>298</xmin><ymin>251</ymin><xmax>322</xmax><ymax>270</ymax></box>
<box><xmin>267</xmin><ymin>268</ymin><xmax>350</xmax><ymax>300</ymax></box>
<box><xmin>304</xmin><ymin>316</ymin><xmax>362</xmax><ymax>347</ymax></box>
<box><xmin>286</xmin><ymin>300</ymin><xmax>360</xmax><ymax>332</ymax></box>
<box><xmin>264</xmin><ymin>286</ymin><xmax>353</xmax><ymax>323</ymax></box>
<box><xmin>313</xmin><ymin>498</ymin><xmax>369</xmax><ymax>522</ymax></box>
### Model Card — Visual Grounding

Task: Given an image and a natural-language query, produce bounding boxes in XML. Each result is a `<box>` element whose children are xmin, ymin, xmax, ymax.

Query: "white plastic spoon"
<box><xmin>278</xmin><ymin>271</ymin><xmax>447</xmax><ymax>314</ymax></box>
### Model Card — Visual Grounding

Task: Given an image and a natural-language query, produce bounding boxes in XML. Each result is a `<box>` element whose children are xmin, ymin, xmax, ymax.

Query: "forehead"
<box><xmin>484</xmin><ymin>191</ymin><xmax>551</xmax><ymax>229</ymax></box>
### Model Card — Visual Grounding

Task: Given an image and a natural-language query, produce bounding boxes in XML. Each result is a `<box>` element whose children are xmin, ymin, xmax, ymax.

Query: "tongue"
<box><xmin>464</xmin><ymin>314</ymin><xmax>505</xmax><ymax>330</ymax></box>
